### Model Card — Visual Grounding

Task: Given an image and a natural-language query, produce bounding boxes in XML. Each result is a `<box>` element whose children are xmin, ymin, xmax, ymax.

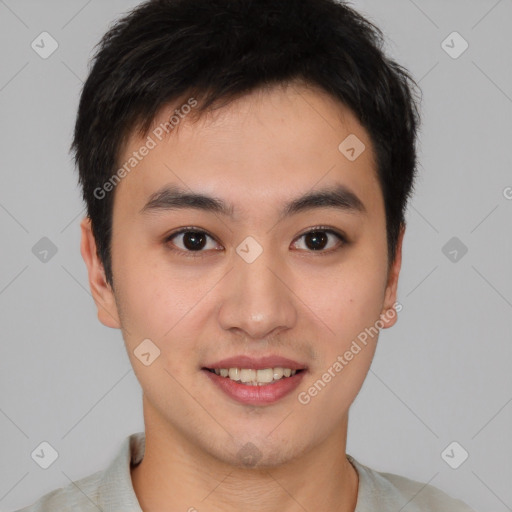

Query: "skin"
<box><xmin>80</xmin><ymin>82</ymin><xmax>404</xmax><ymax>512</ymax></box>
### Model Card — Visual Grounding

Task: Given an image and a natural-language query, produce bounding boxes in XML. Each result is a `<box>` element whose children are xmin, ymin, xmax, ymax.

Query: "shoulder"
<box><xmin>347</xmin><ymin>454</ymin><xmax>477</xmax><ymax>512</ymax></box>
<box><xmin>12</xmin><ymin>432</ymin><xmax>144</xmax><ymax>512</ymax></box>
<box><xmin>11</xmin><ymin>469</ymin><xmax>104</xmax><ymax>512</ymax></box>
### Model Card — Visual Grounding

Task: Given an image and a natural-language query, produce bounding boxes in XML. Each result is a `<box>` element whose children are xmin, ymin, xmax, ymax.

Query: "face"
<box><xmin>81</xmin><ymin>82</ymin><xmax>403</xmax><ymax>469</ymax></box>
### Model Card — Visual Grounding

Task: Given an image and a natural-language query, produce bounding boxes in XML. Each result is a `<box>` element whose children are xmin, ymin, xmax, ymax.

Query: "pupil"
<box><xmin>183</xmin><ymin>231</ymin><xmax>206</xmax><ymax>250</ymax></box>
<box><xmin>305</xmin><ymin>231</ymin><xmax>327</xmax><ymax>251</ymax></box>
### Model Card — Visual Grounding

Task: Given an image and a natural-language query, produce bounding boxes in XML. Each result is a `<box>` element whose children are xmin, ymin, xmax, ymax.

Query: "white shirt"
<box><xmin>15</xmin><ymin>431</ymin><xmax>476</xmax><ymax>511</ymax></box>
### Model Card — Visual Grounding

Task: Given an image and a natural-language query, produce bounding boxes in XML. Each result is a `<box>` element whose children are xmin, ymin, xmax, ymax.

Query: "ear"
<box><xmin>379</xmin><ymin>223</ymin><xmax>405</xmax><ymax>329</ymax></box>
<box><xmin>80</xmin><ymin>216</ymin><xmax>121</xmax><ymax>329</ymax></box>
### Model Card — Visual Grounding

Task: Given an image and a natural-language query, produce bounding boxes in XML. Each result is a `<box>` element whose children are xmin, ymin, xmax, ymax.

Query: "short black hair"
<box><xmin>72</xmin><ymin>0</ymin><xmax>422</xmax><ymax>289</ymax></box>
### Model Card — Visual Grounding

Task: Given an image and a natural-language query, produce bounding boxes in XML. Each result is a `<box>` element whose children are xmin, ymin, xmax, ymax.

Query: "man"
<box><xmin>16</xmin><ymin>0</ymin><xmax>476</xmax><ymax>510</ymax></box>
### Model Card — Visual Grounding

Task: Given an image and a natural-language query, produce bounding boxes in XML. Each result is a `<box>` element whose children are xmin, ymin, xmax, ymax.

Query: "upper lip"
<box><xmin>203</xmin><ymin>355</ymin><xmax>307</xmax><ymax>371</ymax></box>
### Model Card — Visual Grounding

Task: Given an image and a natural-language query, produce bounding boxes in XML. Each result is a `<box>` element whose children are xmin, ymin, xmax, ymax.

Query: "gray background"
<box><xmin>0</xmin><ymin>1</ymin><xmax>511</xmax><ymax>511</ymax></box>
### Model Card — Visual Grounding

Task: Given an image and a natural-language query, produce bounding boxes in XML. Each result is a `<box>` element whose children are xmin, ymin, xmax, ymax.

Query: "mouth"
<box><xmin>201</xmin><ymin>356</ymin><xmax>308</xmax><ymax>405</ymax></box>
<box><xmin>203</xmin><ymin>367</ymin><xmax>305</xmax><ymax>385</ymax></box>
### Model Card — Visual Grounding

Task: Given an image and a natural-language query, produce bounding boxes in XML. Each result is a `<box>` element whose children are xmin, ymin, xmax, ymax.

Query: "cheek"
<box><xmin>298</xmin><ymin>266</ymin><xmax>384</xmax><ymax>417</ymax></box>
<box><xmin>112</xmin><ymin>244</ymin><xmax>220</xmax><ymax>346</ymax></box>
<box><xmin>110</xmin><ymin>243</ymin><xmax>172</xmax><ymax>339</ymax></box>
<box><xmin>307</xmin><ymin>255</ymin><xmax>387</xmax><ymax>347</ymax></box>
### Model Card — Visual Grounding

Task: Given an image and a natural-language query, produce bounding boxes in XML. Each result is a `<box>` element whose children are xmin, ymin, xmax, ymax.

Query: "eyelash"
<box><xmin>164</xmin><ymin>226</ymin><xmax>348</xmax><ymax>258</ymax></box>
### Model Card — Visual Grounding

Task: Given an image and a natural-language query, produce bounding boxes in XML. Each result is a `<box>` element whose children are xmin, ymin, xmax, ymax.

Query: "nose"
<box><xmin>217</xmin><ymin>244</ymin><xmax>297</xmax><ymax>340</ymax></box>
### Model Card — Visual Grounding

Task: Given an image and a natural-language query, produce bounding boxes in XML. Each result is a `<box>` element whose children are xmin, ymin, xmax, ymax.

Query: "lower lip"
<box><xmin>202</xmin><ymin>369</ymin><xmax>306</xmax><ymax>405</ymax></box>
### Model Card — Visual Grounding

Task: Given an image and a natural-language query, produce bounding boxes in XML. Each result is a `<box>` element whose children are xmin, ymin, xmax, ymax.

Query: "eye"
<box><xmin>164</xmin><ymin>226</ymin><xmax>347</xmax><ymax>258</ymax></box>
<box><xmin>165</xmin><ymin>228</ymin><xmax>221</xmax><ymax>257</ymax></box>
<box><xmin>291</xmin><ymin>227</ymin><xmax>347</xmax><ymax>254</ymax></box>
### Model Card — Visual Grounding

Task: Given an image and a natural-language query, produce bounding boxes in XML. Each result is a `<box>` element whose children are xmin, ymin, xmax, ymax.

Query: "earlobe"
<box><xmin>380</xmin><ymin>224</ymin><xmax>405</xmax><ymax>329</ymax></box>
<box><xmin>79</xmin><ymin>216</ymin><xmax>121</xmax><ymax>329</ymax></box>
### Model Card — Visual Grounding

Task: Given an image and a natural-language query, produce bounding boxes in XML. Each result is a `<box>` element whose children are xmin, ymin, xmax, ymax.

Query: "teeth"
<box><xmin>257</xmin><ymin>368</ymin><xmax>274</xmax><ymax>383</ymax></box>
<box><xmin>273</xmin><ymin>367</ymin><xmax>284</xmax><ymax>380</ymax></box>
<box><xmin>210</xmin><ymin>367</ymin><xmax>298</xmax><ymax>384</ymax></box>
<box><xmin>228</xmin><ymin>368</ymin><xmax>240</xmax><ymax>381</ymax></box>
<box><xmin>240</xmin><ymin>369</ymin><xmax>256</xmax><ymax>383</ymax></box>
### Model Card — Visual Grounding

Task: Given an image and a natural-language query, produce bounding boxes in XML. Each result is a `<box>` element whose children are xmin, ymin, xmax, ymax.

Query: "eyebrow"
<box><xmin>139</xmin><ymin>182</ymin><xmax>367</xmax><ymax>220</ymax></box>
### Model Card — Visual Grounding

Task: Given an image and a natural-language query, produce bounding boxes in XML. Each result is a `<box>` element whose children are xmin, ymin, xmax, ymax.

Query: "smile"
<box><xmin>206</xmin><ymin>367</ymin><xmax>302</xmax><ymax>385</ymax></box>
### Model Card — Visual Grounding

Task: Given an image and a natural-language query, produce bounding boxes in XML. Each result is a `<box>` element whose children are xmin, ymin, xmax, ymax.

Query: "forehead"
<box><xmin>113</xmin><ymin>84</ymin><xmax>381</xmax><ymax>221</ymax></box>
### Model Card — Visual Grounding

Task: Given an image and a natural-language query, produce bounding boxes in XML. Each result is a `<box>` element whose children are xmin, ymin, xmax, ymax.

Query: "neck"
<box><xmin>131</xmin><ymin>397</ymin><xmax>359</xmax><ymax>512</ymax></box>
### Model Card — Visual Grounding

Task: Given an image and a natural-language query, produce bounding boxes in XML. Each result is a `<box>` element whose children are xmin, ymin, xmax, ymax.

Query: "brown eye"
<box><xmin>165</xmin><ymin>228</ymin><xmax>221</xmax><ymax>256</ymax></box>
<box><xmin>178</xmin><ymin>231</ymin><xmax>208</xmax><ymax>251</ymax></box>
<box><xmin>292</xmin><ymin>228</ymin><xmax>346</xmax><ymax>253</ymax></box>
<box><xmin>304</xmin><ymin>231</ymin><xmax>329</xmax><ymax>251</ymax></box>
